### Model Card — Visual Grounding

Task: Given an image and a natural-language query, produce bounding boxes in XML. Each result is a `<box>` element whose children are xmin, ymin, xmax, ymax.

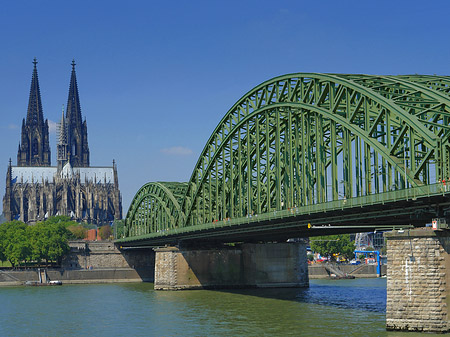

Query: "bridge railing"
<box><xmin>118</xmin><ymin>183</ymin><xmax>448</xmax><ymax>243</ymax></box>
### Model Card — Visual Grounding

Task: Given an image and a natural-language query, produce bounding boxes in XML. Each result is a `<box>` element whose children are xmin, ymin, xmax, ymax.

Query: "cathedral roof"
<box><xmin>11</xmin><ymin>167</ymin><xmax>55</xmax><ymax>183</ymax></box>
<box><xmin>61</xmin><ymin>161</ymin><xmax>73</xmax><ymax>179</ymax></box>
<box><xmin>11</xmin><ymin>166</ymin><xmax>115</xmax><ymax>184</ymax></box>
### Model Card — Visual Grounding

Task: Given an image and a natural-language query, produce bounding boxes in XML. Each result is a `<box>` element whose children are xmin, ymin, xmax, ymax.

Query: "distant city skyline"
<box><xmin>1</xmin><ymin>1</ymin><xmax>449</xmax><ymax>215</ymax></box>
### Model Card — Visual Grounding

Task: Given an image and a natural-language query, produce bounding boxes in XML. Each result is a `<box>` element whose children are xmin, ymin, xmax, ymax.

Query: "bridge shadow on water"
<box><xmin>213</xmin><ymin>278</ymin><xmax>387</xmax><ymax>314</ymax></box>
<box><xmin>123</xmin><ymin>278</ymin><xmax>431</xmax><ymax>337</ymax></box>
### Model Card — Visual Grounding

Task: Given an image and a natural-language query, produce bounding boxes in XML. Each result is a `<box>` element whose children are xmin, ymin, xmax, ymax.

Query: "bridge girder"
<box><xmin>122</xmin><ymin>73</ymin><xmax>450</xmax><ymax>241</ymax></box>
<box><xmin>125</xmin><ymin>182</ymin><xmax>187</xmax><ymax>237</ymax></box>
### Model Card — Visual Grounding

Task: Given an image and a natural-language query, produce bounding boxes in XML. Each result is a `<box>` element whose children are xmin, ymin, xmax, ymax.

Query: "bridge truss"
<box><xmin>119</xmin><ymin>73</ymin><xmax>450</xmax><ymax>245</ymax></box>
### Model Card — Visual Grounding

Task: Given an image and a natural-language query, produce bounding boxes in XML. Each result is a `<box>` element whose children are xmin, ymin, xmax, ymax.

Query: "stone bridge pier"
<box><xmin>385</xmin><ymin>228</ymin><xmax>450</xmax><ymax>333</ymax></box>
<box><xmin>153</xmin><ymin>242</ymin><xmax>308</xmax><ymax>290</ymax></box>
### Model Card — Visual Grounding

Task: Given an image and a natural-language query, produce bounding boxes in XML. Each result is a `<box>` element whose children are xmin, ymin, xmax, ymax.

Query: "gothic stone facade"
<box><xmin>3</xmin><ymin>59</ymin><xmax>122</xmax><ymax>224</ymax></box>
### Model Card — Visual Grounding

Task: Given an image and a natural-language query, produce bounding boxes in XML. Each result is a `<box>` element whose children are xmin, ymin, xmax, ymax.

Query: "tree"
<box><xmin>310</xmin><ymin>234</ymin><xmax>355</xmax><ymax>262</ymax></box>
<box><xmin>98</xmin><ymin>225</ymin><xmax>112</xmax><ymax>240</ymax></box>
<box><xmin>0</xmin><ymin>217</ymin><xmax>72</xmax><ymax>267</ymax></box>
<box><xmin>31</xmin><ymin>220</ymin><xmax>71</xmax><ymax>266</ymax></box>
<box><xmin>43</xmin><ymin>221</ymin><xmax>71</xmax><ymax>265</ymax></box>
<box><xmin>0</xmin><ymin>222</ymin><xmax>7</xmax><ymax>263</ymax></box>
<box><xmin>67</xmin><ymin>224</ymin><xmax>88</xmax><ymax>239</ymax></box>
<box><xmin>1</xmin><ymin>221</ymin><xmax>30</xmax><ymax>267</ymax></box>
<box><xmin>28</xmin><ymin>224</ymin><xmax>45</xmax><ymax>265</ymax></box>
<box><xmin>114</xmin><ymin>219</ymin><xmax>125</xmax><ymax>238</ymax></box>
<box><xmin>42</xmin><ymin>215</ymin><xmax>79</xmax><ymax>228</ymax></box>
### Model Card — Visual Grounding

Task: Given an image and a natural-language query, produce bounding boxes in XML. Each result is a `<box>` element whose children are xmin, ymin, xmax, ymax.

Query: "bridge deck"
<box><xmin>117</xmin><ymin>183</ymin><xmax>450</xmax><ymax>247</ymax></box>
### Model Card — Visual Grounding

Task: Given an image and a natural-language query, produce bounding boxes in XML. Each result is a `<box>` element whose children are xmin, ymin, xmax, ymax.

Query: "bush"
<box><xmin>67</xmin><ymin>225</ymin><xmax>88</xmax><ymax>239</ymax></box>
<box><xmin>98</xmin><ymin>225</ymin><xmax>112</xmax><ymax>240</ymax></box>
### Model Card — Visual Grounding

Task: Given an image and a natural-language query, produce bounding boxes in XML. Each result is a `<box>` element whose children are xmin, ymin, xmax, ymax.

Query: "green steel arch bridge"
<box><xmin>116</xmin><ymin>73</ymin><xmax>450</xmax><ymax>247</ymax></box>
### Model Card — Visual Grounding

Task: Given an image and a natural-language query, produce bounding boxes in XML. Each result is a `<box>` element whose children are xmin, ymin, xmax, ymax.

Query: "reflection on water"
<box><xmin>0</xmin><ymin>278</ymin><xmax>440</xmax><ymax>336</ymax></box>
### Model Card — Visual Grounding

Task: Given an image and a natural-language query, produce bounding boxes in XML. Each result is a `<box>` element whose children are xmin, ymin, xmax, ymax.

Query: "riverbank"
<box><xmin>0</xmin><ymin>267</ymin><xmax>153</xmax><ymax>286</ymax></box>
<box><xmin>308</xmin><ymin>264</ymin><xmax>386</xmax><ymax>279</ymax></box>
<box><xmin>0</xmin><ymin>240</ymin><xmax>384</xmax><ymax>286</ymax></box>
<box><xmin>0</xmin><ymin>240</ymin><xmax>156</xmax><ymax>287</ymax></box>
<box><xmin>0</xmin><ymin>264</ymin><xmax>385</xmax><ymax>287</ymax></box>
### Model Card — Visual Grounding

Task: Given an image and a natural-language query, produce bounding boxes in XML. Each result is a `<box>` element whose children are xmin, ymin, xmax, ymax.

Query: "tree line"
<box><xmin>310</xmin><ymin>234</ymin><xmax>355</xmax><ymax>261</ymax></box>
<box><xmin>0</xmin><ymin>216</ymin><xmax>114</xmax><ymax>268</ymax></box>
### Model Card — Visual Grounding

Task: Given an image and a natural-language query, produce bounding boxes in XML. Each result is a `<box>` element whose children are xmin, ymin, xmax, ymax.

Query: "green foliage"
<box><xmin>1</xmin><ymin>221</ymin><xmax>30</xmax><ymax>267</ymax></box>
<box><xmin>43</xmin><ymin>215</ymin><xmax>69</xmax><ymax>224</ymax></box>
<box><xmin>42</xmin><ymin>215</ymin><xmax>92</xmax><ymax>240</ymax></box>
<box><xmin>310</xmin><ymin>234</ymin><xmax>355</xmax><ymax>261</ymax></box>
<box><xmin>67</xmin><ymin>225</ymin><xmax>88</xmax><ymax>239</ymax></box>
<box><xmin>114</xmin><ymin>219</ymin><xmax>125</xmax><ymax>238</ymax></box>
<box><xmin>30</xmin><ymin>221</ymin><xmax>71</xmax><ymax>265</ymax></box>
<box><xmin>0</xmin><ymin>223</ymin><xmax>6</xmax><ymax>262</ymax></box>
<box><xmin>81</xmin><ymin>223</ymin><xmax>97</xmax><ymax>230</ymax></box>
<box><xmin>98</xmin><ymin>225</ymin><xmax>112</xmax><ymax>240</ymax></box>
<box><xmin>0</xmin><ymin>261</ymin><xmax>11</xmax><ymax>267</ymax></box>
<box><xmin>42</xmin><ymin>215</ymin><xmax>74</xmax><ymax>226</ymax></box>
<box><xmin>0</xmin><ymin>217</ymin><xmax>71</xmax><ymax>267</ymax></box>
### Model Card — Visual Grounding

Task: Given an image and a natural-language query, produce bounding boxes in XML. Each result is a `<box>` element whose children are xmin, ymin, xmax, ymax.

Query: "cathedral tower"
<box><xmin>4</xmin><ymin>60</ymin><xmax>122</xmax><ymax>224</ymax></box>
<box><xmin>66</xmin><ymin>60</ymin><xmax>89</xmax><ymax>167</ymax></box>
<box><xmin>57</xmin><ymin>106</ymin><xmax>68</xmax><ymax>171</ymax></box>
<box><xmin>17</xmin><ymin>59</ymin><xmax>51</xmax><ymax>167</ymax></box>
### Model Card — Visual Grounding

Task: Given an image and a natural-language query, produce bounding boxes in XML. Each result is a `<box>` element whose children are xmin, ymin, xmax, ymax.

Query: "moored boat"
<box><xmin>24</xmin><ymin>280</ymin><xmax>62</xmax><ymax>286</ymax></box>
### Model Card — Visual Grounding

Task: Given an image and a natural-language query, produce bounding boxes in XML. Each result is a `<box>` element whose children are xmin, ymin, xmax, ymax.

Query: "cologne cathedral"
<box><xmin>3</xmin><ymin>59</ymin><xmax>122</xmax><ymax>224</ymax></box>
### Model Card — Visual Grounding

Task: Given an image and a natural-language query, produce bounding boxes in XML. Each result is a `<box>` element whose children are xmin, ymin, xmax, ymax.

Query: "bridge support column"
<box><xmin>385</xmin><ymin>228</ymin><xmax>450</xmax><ymax>333</ymax></box>
<box><xmin>154</xmin><ymin>242</ymin><xmax>308</xmax><ymax>290</ymax></box>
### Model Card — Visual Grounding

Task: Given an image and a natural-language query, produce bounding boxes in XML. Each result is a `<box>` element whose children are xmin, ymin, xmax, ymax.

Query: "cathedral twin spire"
<box><xmin>17</xmin><ymin>58</ymin><xmax>51</xmax><ymax>167</ymax></box>
<box><xmin>63</xmin><ymin>60</ymin><xmax>90</xmax><ymax>168</ymax></box>
<box><xmin>17</xmin><ymin>59</ymin><xmax>90</xmax><ymax>169</ymax></box>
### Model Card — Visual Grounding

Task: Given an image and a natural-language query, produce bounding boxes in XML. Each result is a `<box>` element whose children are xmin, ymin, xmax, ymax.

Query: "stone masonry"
<box><xmin>0</xmin><ymin>241</ymin><xmax>155</xmax><ymax>286</ymax></box>
<box><xmin>154</xmin><ymin>242</ymin><xmax>308</xmax><ymax>290</ymax></box>
<box><xmin>385</xmin><ymin>228</ymin><xmax>450</xmax><ymax>333</ymax></box>
<box><xmin>63</xmin><ymin>241</ymin><xmax>154</xmax><ymax>271</ymax></box>
<box><xmin>154</xmin><ymin>247</ymin><xmax>179</xmax><ymax>289</ymax></box>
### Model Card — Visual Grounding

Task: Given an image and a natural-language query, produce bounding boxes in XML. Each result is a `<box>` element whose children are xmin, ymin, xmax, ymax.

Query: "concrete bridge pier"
<box><xmin>385</xmin><ymin>228</ymin><xmax>450</xmax><ymax>333</ymax></box>
<box><xmin>154</xmin><ymin>242</ymin><xmax>308</xmax><ymax>290</ymax></box>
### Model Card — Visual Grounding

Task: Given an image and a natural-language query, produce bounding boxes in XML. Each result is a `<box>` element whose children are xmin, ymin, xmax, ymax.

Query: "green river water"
<box><xmin>0</xmin><ymin>278</ymin><xmax>438</xmax><ymax>336</ymax></box>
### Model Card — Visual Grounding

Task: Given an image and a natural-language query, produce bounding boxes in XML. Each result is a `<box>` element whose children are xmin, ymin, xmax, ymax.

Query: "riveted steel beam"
<box><xmin>122</xmin><ymin>73</ymin><xmax>450</xmax><ymax>242</ymax></box>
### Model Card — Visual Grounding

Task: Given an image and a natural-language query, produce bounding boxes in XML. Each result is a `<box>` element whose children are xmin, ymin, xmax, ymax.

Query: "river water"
<box><xmin>0</xmin><ymin>278</ymin><xmax>436</xmax><ymax>336</ymax></box>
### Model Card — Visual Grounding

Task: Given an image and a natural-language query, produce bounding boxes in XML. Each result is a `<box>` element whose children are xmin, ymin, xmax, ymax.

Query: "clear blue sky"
<box><xmin>1</xmin><ymin>0</ymin><xmax>449</xmax><ymax>214</ymax></box>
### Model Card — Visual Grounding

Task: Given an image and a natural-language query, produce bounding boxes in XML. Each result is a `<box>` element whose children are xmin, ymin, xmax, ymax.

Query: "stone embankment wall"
<box><xmin>63</xmin><ymin>241</ymin><xmax>154</xmax><ymax>271</ymax></box>
<box><xmin>0</xmin><ymin>268</ymin><xmax>150</xmax><ymax>286</ymax></box>
<box><xmin>154</xmin><ymin>242</ymin><xmax>308</xmax><ymax>290</ymax></box>
<box><xmin>0</xmin><ymin>241</ymin><xmax>155</xmax><ymax>286</ymax></box>
<box><xmin>385</xmin><ymin>228</ymin><xmax>450</xmax><ymax>333</ymax></box>
<box><xmin>308</xmin><ymin>264</ymin><xmax>386</xmax><ymax>278</ymax></box>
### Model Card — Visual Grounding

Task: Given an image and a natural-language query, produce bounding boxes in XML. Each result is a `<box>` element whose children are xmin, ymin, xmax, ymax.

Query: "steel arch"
<box><xmin>123</xmin><ymin>73</ymin><xmax>450</xmax><ymax>239</ymax></box>
<box><xmin>124</xmin><ymin>182</ymin><xmax>187</xmax><ymax>237</ymax></box>
<box><xmin>396</xmin><ymin>75</ymin><xmax>450</xmax><ymax>97</ymax></box>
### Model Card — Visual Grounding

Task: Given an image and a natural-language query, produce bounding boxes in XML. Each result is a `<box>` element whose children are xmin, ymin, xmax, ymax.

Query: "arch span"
<box><xmin>123</xmin><ymin>73</ymin><xmax>450</xmax><ymax>238</ymax></box>
<box><xmin>125</xmin><ymin>182</ymin><xmax>187</xmax><ymax>237</ymax></box>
